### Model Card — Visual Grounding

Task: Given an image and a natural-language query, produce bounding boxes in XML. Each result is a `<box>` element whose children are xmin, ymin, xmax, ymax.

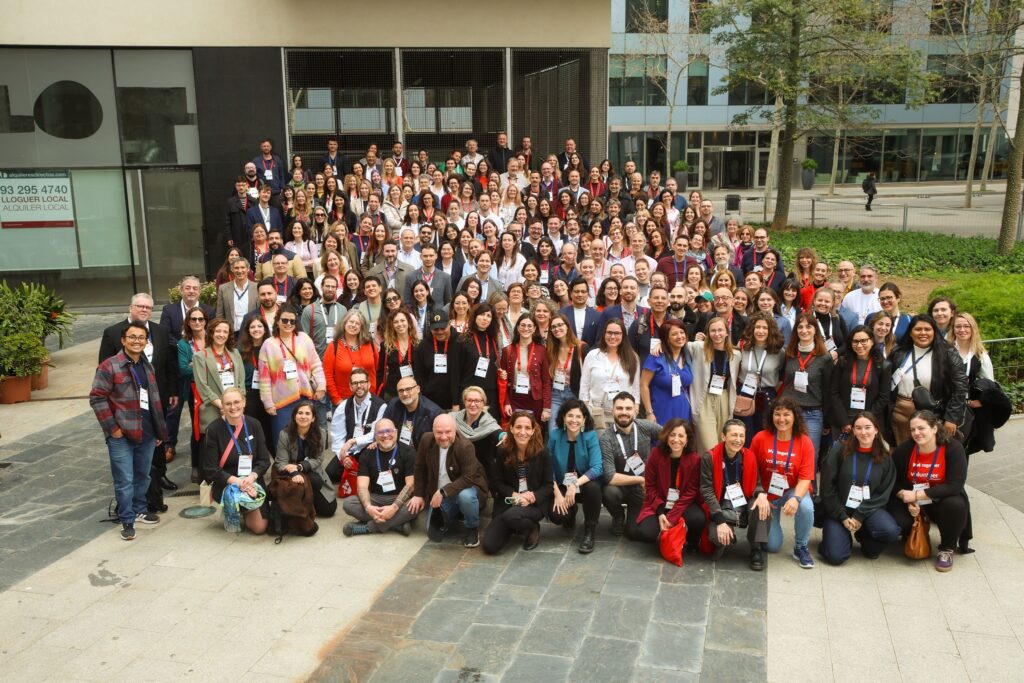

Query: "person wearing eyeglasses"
<box><xmin>829</xmin><ymin>325</ymin><xmax>890</xmax><ymax>439</ymax></box>
<box><xmin>258</xmin><ymin>306</ymin><xmax>326</xmax><ymax>448</ymax></box>
<box><xmin>341</xmin><ymin>419</ymin><xmax>420</xmax><ymax>536</ymax></box>
<box><xmin>178</xmin><ymin>307</ymin><xmax>209</xmax><ymax>483</ymax></box>
<box><xmin>91</xmin><ymin>322</ymin><xmax>171</xmax><ymax>541</ymax></box>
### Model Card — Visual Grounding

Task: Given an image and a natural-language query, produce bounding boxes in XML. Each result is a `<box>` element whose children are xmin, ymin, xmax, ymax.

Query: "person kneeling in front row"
<box><xmin>599</xmin><ymin>392</ymin><xmax>661</xmax><ymax>538</ymax></box>
<box><xmin>342</xmin><ymin>418</ymin><xmax>420</xmax><ymax>536</ymax></box>
<box><xmin>700</xmin><ymin>420</ymin><xmax>772</xmax><ymax>570</ymax></box>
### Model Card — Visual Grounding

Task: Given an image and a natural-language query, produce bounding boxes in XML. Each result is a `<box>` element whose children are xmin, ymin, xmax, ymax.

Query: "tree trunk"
<box><xmin>771</xmin><ymin>101</ymin><xmax>798</xmax><ymax>232</ymax></box>
<box><xmin>764</xmin><ymin>93</ymin><xmax>783</xmax><ymax>215</ymax></box>
<box><xmin>828</xmin><ymin>127</ymin><xmax>841</xmax><ymax>195</ymax></box>
<box><xmin>998</xmin><ymin>65</ymin><xmax>1024</xmax><ymax>254</ymax></box>
<box><xmin>964</xmin><ymin>89</ymin><xmax>986</xmax><ymax>208</ymax></box>
<box><xmin>664</xmin><ymin>120</ymin><xmax>673</xmax><ymax>180</ymax></box>
<box><xmin>981</xmin><ymin>104</ymin><xmax>1001</xmax><ymax>191</ymax></box>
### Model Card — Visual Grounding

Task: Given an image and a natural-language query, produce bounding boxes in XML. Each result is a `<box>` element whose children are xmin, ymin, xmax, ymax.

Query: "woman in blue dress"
<box><xmin>639</xmin><ymin>318</ymin><xmax>693</xmax><ymax>425</ymax></box>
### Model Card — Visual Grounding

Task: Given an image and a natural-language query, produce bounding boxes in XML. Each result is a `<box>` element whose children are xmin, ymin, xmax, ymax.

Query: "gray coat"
<box><xmin>275</xmin><ymin>427</ymin><xmax>336</xmax><ymax>503</ymax></box>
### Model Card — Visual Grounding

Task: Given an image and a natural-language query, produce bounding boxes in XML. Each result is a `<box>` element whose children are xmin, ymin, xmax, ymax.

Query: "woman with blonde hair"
<box><xmin>688</xmin><ymin>317</ymin><xmax>741</xmax><ymax>453</ymax></box>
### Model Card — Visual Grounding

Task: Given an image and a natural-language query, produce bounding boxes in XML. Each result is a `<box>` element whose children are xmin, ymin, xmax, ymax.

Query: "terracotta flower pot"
<box><xmin>31</xmin><ymin>359</ymin><xmax>50</xmax><ymax>390</ymax></box>
<box><xmin>0</xmin><ymin>376</ymin><xmax>32</xmax><ymax>404</ymax></box>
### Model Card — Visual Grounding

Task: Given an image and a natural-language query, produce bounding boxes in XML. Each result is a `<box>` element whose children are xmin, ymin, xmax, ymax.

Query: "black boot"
<box><xmin>578</xmin><ymin>524</ymin><xmax>596</xmax><ymax>554</ymax></box>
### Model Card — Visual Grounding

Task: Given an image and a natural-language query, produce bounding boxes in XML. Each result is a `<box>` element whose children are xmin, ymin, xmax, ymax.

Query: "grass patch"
<box><xmin>770</xmin><ymin>227</ymin><xmax>1024</xmax><ymax>276</ymax></box>
<box><xmin>927</xmin><ymin>275</ymin><xmax>1024</xmax><ymax>340</ymax></box>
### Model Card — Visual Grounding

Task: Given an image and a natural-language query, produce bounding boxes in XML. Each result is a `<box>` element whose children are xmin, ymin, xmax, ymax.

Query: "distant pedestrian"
<box><xmin>862</xmin><ymin>172</ymin><xmax>877</xmax><ymax>211</ymax></box>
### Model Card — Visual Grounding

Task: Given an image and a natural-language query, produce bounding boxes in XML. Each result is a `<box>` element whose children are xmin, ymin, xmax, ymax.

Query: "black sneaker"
<box><xmin>392</xmin><ymin>523</ymin><xmax>411</xmax><ymax>537</ymax></box>
<box><xmin>136</xmin><ymin>512</ymin><xmax>159</xmax><ymax>525</ymax></box>
<box><xmin>463</xmin><ymin>528</ymin><xmax>480</xmax><ymax>548</ymax></box>
<box><xmin>121</xmin><ymin>524</ymin><xmax>136</xmax><ymax>541</ymax></box>
<box><xmin>610</xmin><ymin>516</ymin><xmax>626</xmax><ymax>536</ymax></box>
<box><xmin>750</xmin><ymin>547</ymin><xmax>766</xmax><ymax>571</ymax></box>
<box><xmin>343</xmin><ymin>522</ymin><xmax>370</xmax><ymax>536</ymax></box>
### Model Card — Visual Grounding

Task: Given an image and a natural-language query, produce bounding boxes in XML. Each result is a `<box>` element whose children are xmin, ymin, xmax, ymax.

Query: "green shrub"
<box><xmin>168</xmin><ymin>282</ymin><xmax>218</xmax><ymax>307</ymax></box>
<box><xmin>768</xmin><ymin>228</ymin><xmax>1024</xmax><ymax>276</ymax></box>
<box><xmin>927</xmin><ymin>276</ymin><xmax>1024</xmax><ymax>340</ymax></box>
<box><xmin>0</xmin><ymin>331</ymin><xmax>49</xmax><ymax>376</ymax></box>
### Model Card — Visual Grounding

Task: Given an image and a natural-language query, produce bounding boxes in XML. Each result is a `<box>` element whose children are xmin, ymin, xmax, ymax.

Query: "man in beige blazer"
<box><xmin>216</xmin><ymin>257</ymin><xmax>259</xmax><ymax>331</ymax></box>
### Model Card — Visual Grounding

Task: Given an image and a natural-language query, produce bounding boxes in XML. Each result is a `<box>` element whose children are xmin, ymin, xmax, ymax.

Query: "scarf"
<box><xmin>453</xmin><ymin>409</ymin><xmax>502</xmax><ymax>442</ymax></box>
<box><xmin>221</xmin><ymin>483</ymin><xmax>266</xmax><ymax>533</ymax></box>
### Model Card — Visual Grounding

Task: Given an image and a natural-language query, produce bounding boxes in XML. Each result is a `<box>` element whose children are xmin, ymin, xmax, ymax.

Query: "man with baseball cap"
<box><xmin>413</xmin><ymin>310</ymin><xmax>456</xmax><ymax>409</ymax></box>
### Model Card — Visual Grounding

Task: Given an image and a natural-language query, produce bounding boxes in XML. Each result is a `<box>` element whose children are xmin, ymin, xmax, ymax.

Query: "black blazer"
<box><xmin>225</xmin><ymin>196</ymin><xmax>250</xmax><ymax>251</ymax></box>
<box><xmin>159</xmin><ymin>302</ymin><xmax>216</xmax><ymax>343</ymax></box>
<box><xmin>829</xmin><ymin>354</ymin><xmax>891</xmax><ymax>431</ymax></box>
<box><xmin>202</xmin><ymin>416</ymin><xmax>273</xmax><ymax>502</ymax></box>
<box><xmin>557</xmin><ymin>151</ymin><xmax>589</xmax><ymax>173</ymax></box>
<box><xmin>98</xmin><ymin>319</ymin><xmax>179</xmax><ymax>401</ymax></box>
<box><xmin>488</xmin><ymin>447</ymin><xmax>554</xmax><ymax>515</ymax></box>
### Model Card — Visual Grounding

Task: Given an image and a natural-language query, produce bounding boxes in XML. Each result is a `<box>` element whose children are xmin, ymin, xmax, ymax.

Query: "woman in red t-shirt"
<box><xmin>749</xmin><ymin>397</ymin><xmax>817</xmax><ymax>568</ymax></box>
<box><xmin>887</xmin><ymin>410</ymin><xmax>968</xmax><ymax>572</ymax></box>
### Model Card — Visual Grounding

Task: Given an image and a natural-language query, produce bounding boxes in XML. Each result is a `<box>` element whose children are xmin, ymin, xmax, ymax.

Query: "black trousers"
<box><xmin>628</xmin><ymin>503</ymin><xmax>705</xmax><ymax>548</ymax></box>
<box><xmin>888</xmin><ymin>495</ymin><xmax>968</xmax><ymax>551</ymax></box>
<box><xmin>547</xmin><ymin>480</ymin><xmax>602</xmax><ymax>527</ymax></box>
<box><xmin>602</xmin><ymin>483</ymin><xmax>644</xmax><ymax>535</ymax></box>
<box><xmin>245</xmin><ymin>388</ymin><xmax>275</xmax><ymax>456</ymax></box>
<box><xmin>483</xmin><ymin>501</ymin><xmax>545</xmax><ymax>555</ymax></box>
<box><xmin>307</xmin><ymin>471</ymin><xmax>337</xmax><ymax>518</ymax></box>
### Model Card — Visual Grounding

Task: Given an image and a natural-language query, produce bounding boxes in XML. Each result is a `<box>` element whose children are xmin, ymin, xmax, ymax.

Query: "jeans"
<box><xmin>270</xmin><ymin>401</ymin><xmax>297</xmax><ymax>452</ymax></box>
<box><xmin>107</xmin><ymin>435</ymin><xmax>156</xmax><ymax>524</ymax></box>
<box><xmin>766</xmin><ymin>489</ymin><xmax>814</xmax><ymax>552</ymax></box>
<box><xmin>315</xmin><ymin>394</ymin><xmax>331</xmax><ymax>425</ymax></box>
<box><xmin>428</xmin><ymin>487</ymin><xmax>480</xmax><ymax>531</ymax></box>
<box><xmin>819</xmin><ymin>510</ymin><xmax>900</xmax><ymax>565</ymax></box>
<box><xmin>802</xmin><ymin>408</ymin><xmax>824</xmax><ymax>471</ymax></box>
<box><xmin>549</xmin><ymin>385</ymin><xmax>575</xmax><ymax>433</ymax></box>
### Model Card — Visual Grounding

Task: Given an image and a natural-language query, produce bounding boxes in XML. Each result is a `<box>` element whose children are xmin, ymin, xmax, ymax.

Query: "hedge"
<box><xmin>928</xmin><ymin>275</ymin><xmax>1024</xmax><ymax>341</ymax></box>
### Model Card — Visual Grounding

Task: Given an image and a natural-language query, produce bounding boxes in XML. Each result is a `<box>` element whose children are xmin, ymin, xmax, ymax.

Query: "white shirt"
<box><xmin>397</xmin><ymin>248</ymin><xmax>422</xmax><ymax>270</ymax></box>
<box><xmin>231</xmin><ymin>284</ymin><xmax>249</xmax><ymax>332</ymax></box>
<box><xmin>497</xmin><ymin>254</ymin><xmax>527</xmax><ymax>289</ymax></box>
<box><xmin>438</xmin><ymin>446</ymin><xmax>452</xmax><ymax>489</ymax></box>
<box><xmin>579</xmin><ymin>349</ymin><xmax>640</xmax><ymax>410</ymax></box>
<box><xmin>842</xmin><ymin>287</ymin><xmax>882</xmax><ymax>325</ymax></box>
<box><xmin>573</xmin><ymin>307</ymin><xmax>587</xmax><ymax>338</ymax></box>
<box><xmin>329</xmin><ymin>395</ymin><xmax>387</xmax><ymax>455</ymax></box>
<box><xmin>897</xmin><ymin>346</ymin><xmax>934</xmax><ymax>398</ymax></box>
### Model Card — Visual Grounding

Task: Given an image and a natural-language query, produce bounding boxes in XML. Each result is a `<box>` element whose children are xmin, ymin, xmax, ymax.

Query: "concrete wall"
<box><xmin>1</xmin><ymin>0</ymin><xmax>610</xmax><ymax>48</ymax></box>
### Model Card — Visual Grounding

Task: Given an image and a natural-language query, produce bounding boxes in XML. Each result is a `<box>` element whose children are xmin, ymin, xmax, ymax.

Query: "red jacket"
<box><xmin>638</xmin><ymin>446</ymin><xmax>701</xmax><ymax>526</ymax></box>
<box><xmin>499</xmin><ymin>343</ymin><xmax>551</xmax><ymax>410</ymax></box>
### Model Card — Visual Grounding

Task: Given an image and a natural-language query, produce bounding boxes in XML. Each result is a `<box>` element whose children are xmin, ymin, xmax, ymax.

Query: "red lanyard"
<box><xmin>261</xmin><ymin>158</ymin><xmax>274</xmax><ymax>171</ymax></box>
<box><xmin>397</xmin><ymin>338</ymin><xmax>412</xmax><ymax>366</ymax></box>
<box><xmin>423</xmin><ymin>269</ymin><xmax>435</xmax><ymax>285</ymax></box>
<box><xmin>473</xmin><ymin>333</ymin><xmax>492</xmax><ymax>359</ymax></box>
<box><xmin>279</xmin><ymin>336</ymin><xmax>297</xmax><ymax>361</ymax></box>
<box><xmin>851</xmin><ymin>357</ymin><xmax>873</xmax><ymax>388</ymax></box>
<box><xmin>212</xmin><ymin>349</ymin><xmax>232</xmax><ymax>371</ymax></box>
<box><xmin>561</xmin><ymin>346</ymin><xmax>574</xmax><ymax>373</ymax></box>
<box><xmin>190</xmin><ymin>340</ymin><xmax>200</xmax><ymax>353</ymax></box>
<box><xmin>797</xmin><ymin>351</ymin><xmax>814</xmax><ymax>373</ymax></box>
<box><xmin>433</xmin><ymin>337</ymin><xmax>449</xmax><ymax>354</ymax></box>
<box><xmin>516</xmin><ymin>344</ymin><xmax>536</xmax><ymax>372</ymax></box>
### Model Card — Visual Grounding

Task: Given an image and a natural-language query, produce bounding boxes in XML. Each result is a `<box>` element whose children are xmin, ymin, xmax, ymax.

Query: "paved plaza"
<box><xmin>1</xmin><ymin>321</ymin><xmax>1023</xmax><ymax>681</ymax></box>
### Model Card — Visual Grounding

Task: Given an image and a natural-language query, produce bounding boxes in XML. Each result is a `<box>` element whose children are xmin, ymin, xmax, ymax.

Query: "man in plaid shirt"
<box><xmin>90</xmin><ymin>322</ymin><xmax>170</xmax><ymax>541</ymax></box>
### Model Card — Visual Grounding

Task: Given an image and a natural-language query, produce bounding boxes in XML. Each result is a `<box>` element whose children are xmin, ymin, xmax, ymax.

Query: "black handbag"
<box><xmin>910</xmin><ymin>350</ymin><xmax>940</xmax><ymax>412</ymax></box>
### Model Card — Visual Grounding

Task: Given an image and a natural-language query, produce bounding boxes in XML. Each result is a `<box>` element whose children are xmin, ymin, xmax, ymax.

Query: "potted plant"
<box><xmin>801</xmin><ymin>158</ymin><xmax>818</xmax><ymax>190</ymax></box>
<box><xmin>0</xmin><ymin>331</ymin><xmax>49</xmax><ymax>404</ymax></box>
<box><xmin>673</xmin><ymin>160</ymin><xmax>690</xmax><ymax>190</ymax></box>
<box><xmin>0</xmin><ymin>281</ymin><xmax>76</xmax><ymax>390</ymax></box>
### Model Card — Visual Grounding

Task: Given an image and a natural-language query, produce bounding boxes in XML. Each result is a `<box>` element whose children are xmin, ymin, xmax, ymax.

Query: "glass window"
<box><xmin>609</xmin><ymin>56</ymin><xmax>666</xmax><ymax>106</ymax></box>
<box><xmin>920</xmin><ymin>129</ymin><xmax>959</xmax><ymax>181</ymax></box>
<box><xmin>625</xmin><ymin>0</ymin><xmax>668</xmax><ymax>33</ymax></box>
<box><xmin>846</xmin><ymin>135</ymin><xmax>883</xmax><ymax>180</ymax></box>
<box><xmin>931</xmin><ymin>1</ymin><xmax>968</xmax><ymax>34</ymax></box>
<box><xmin>135</xmin><ymin>169</ymin><xmax>204</xmax><ymax>297</ymax></box>
<box><xmin>882</xmin><ymin>129</ymin><xmax>921</xmax><ymax>182</ymax></box>
<box><xmin>609</xmin><ymin>132</ymin><xmax>643</xmax><ymax>175</ymax></box>
<box><xmin>686</xmin><ymin>56</ymin><xmax>709</xmax><ymax>106</ymax></box>
<box><xmin>690</xmin><ymin>0</ymin><xmax>711</xmax><ymax>32</ymax></box>
<box><xmin>926</xmin><ymin>56</ymin><xmax>979</xmax><ymax>104</ymax></box>
<box><xmin>728</xmin><ymin>77</ymin><xmax>767</xmax><ymax>106</ymax></box>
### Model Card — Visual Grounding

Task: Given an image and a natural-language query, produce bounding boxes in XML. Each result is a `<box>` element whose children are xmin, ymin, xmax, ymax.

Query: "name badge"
<box><xmin>399</xmin><ymin>365</ymin><xmax>414</xmax><ymax>379</ymax></box>
<box><xmin>247</xmin><ymin>187</ymin><xmax>259</xmax><ymax>199</ymax></box>
<box><xmin>626</xmin><ymin>454</ymin><xmax>645</xmax><ymax>475</ymax></box>
<box><xmin>369</xmin><ymin>321</ymin><xmax>377</xmax><ymax>337</ymax></box>
<box><xmin>741</xmin><ymin>372</ymin><xmax>759</xmax><ymax>396</ymax></box>
<box><xmin>891</xmin><ymin>368</ymin><xmax>904</xmax><ymax>391</ymax></box>
<box><xmin>563</xmin><ymin>472</ymin><xmax>578</xmax><ymax>487</ymax></box>
<box><xmin>277</xmin><ymin>295</ymin><xmax>287</xmax><ymax>304</ymax></box>
<box><xmin>665</xmin><ymin>487</ymin><xmax>680</xmax><ymax>510</ymax></box>
<box><xmin>220</xmin><ymin>370</ymin><xmax>235</xmax><ymax>389</ymax></box>
<box><xmin>353</xmin><ymin>424</ymin><xmax>364</xmax><ymax>438</ymax></box>
<box><xmin>237</xmin><ymin>455</ymin><xmax>253</xmax><ymax>476</ymax></box>
<box><xmin>400</xmin><ymin>421</ymin><xmax>413</xmax><ymax>445</ymax></box>
<box><xmin>475</xmin><ymin>356</ymin><xmax>489</xmax><ymax>378</ymax></box>
<box><xmin>768</xmin><ymin>471</ymin><xmax>789</xmax><ymax>496</ymax></box>
<box><xmin>753</xmin><ymin>265</ymin><xmax>764</xmax><ymax>273</ymax></box>
<box><xmin>518</xmin><ymin>477</ymin><xmax>528</xmax><ymax>493</ymax></box>
<box><xmin>144</xmin><ymin>342</ymin><xmax>154</xmax><ymax>362</ymax></box>
<box><xmin>846</xmin><ymin>485</ymin><xmax>867</xmax><ymax>509</ymax></box>
<box><xmin>671</xmin><ymin>374</ymin><xmax>682</xmax><ymax>397</ymax></box>
<box><xmin>377</xmin><ymin>470</ymin><xmax>396</xmax><ymax>492</ymax></box>
<box><xmin>708</xmin><ymin>374</ymin><xmax>726</xmax><ymax>396</ymax></box>
<box><xmin>325</xmin><ymin>327</ymin><xmax>335</xmax><ymax>343</ymax></box>
<box><xmin>912</xmin><ymin>482</ymin><xmax>931</xmax><ymax>505</ymax></box>
<box><xmin>263</xmin><ymin>169</ymin><xmax>274</xmax><ymax>180</ymax></box>
<box><xmin>825</xmin><ymin>337</ymin><xmax>838</xmax><ymax>353</ymax></box>
<box><xmin>553</xmin><ymin>370</ymin><xmax>566</xmax><ymax>391</ymax></box>
<box><xmin>725</xmin><ymin>483</ymin><xmax>747</xmax><ymax>507</ymax></box>
<box><xmin>251</xmin><ymin>372</ymin><xmax>259</xmax><ymax>389</ymax></box>
<box><xmin>793</xmin><ymin>370</ymin><xmax>809</xmax><ymax>393</ymax></box>
<box><xmin>283</xmin><ymin>359</ymin><xmax>298</xmax><ymax>380</ymax></box>
<box><xmin>139</xmin><ymin>387</ymin><xmax>150</xmax><ymax>411</ymax></box>
<box><xmin>604</xmin><ymin>383</ymin><xmax>619</xmax><ymax>405</ymax></box>
<box><xmin>540</xmin><ymin>270</ymin><xmax>549</xmax><ymax>284</ymax></box>
<box><xmin>649</xmin><ymin>338</ymin><xmax>661</xmax><ymax>355</ymax></box>
<box><xmin>434</xmin><ymin>354</ymin><xmax>447</xmax><ymax>373</ymax></box>
<box><xmin>850</xmin><ymin>387</ymin><xmax>867</xmax><ymax>410</ymax></box>
<box><xmin>515</xmin><ymin>372</ymin><xmax>530</xmax><ymax>394</ymax></box>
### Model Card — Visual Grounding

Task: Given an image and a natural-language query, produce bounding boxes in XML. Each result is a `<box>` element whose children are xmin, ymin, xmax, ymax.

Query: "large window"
<box><xmin>927</xmin><ymin>56</ymin><xmax>980</xmax><ymax>104</ymax></box>
<box><xmin>728</xmin><ymin>78</ymin><xmax>768</xmax><ymax>106</ymax></box>
<box><xmin>609</xmin><ymin>55</ymin><xmax>667</xmax><ymax>106</ymax></box>
<box><xmin>931</xmin><ymin>0</ymin><xmax>969</xmax><ymax>35</ymax></box>
<box><xmin>686</xmin><ymin>56</ymin><xmax>709</xmax><ymax>105</ymax></box>
<box><xmin>689</xmin><ymin>0</ymin><xmax>711</xmax><ymax>32</ymax></box>
<box><xmin>625</xmin><ymin>0</ymin><xmax>668</xmax><ymax>33</ymax></box>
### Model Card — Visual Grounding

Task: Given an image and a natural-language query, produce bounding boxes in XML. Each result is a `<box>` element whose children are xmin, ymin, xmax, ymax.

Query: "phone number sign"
<box><xmin>0</xmin><ymin>170</ymin><xmax>76</xmax><ymax>229</ymax></box>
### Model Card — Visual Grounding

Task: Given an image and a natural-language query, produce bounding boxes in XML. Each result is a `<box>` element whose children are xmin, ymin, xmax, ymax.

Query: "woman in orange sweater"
<box><xmin>323</xmin><ymin>309</ymin><xmax>378</xmax><ymax>406</ymax></box>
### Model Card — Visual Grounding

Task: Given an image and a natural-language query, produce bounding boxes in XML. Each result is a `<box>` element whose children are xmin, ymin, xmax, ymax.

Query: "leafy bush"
<box><xmin>168</xmin><ymin>282</ymin><xmax>217</xmax><ymax>307</ymax></box>
<box><xmin>0</xmin><ymin>331</ymin><xmax>49</xmax><ymax>376</ymax></box>
<box><xmin>927</xmin><ymin>276</ymin><xmax>1024</xmax><ymax>340</ymax></box>
<box><xmin>0</xmin><ymin>280</ymin><xmax>76</xmax><ymax>346</ymax></box>
<box><xmin>767</xmin><ymin>227</ymin><xmax>1024</xmax><ymax>276</ymax></box>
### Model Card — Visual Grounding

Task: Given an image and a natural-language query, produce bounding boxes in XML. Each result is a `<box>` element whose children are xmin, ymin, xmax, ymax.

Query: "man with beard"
<box><xmin>629</xmin><ymin>285</ymin><xmax>671</xmax><ymax>368</ymax></box>
<box><xmin>599</xmin><ymin>392</ymin><xmax>661</xmax><ymax>537</ymax></box>
<box><xmin>384</xmin><ymin>377</ymin><xmax>443</xmax><ymax>449</ymax></box>
<box><xmin>255</xmin><ymin>229</ymin><xmax>304</xmax><ymax>280</ymax></box>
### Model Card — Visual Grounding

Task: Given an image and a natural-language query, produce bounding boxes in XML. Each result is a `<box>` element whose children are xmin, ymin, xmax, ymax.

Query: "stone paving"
<box><xmin>309</xmin><ymin>521</ymin><xmax>766</xmax><ymax>683</ymax></box>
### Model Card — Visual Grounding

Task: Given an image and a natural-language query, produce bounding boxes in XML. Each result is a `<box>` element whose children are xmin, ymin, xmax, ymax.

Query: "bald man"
<box><xmin>409</xmin><ymin>414</ymin><xmax>490</xmax><ymax>548</ymax></box>
<box><xmin>342</xmin><ymin>419</ymin><xmax>420</xmax><ymax>536</ymax></box>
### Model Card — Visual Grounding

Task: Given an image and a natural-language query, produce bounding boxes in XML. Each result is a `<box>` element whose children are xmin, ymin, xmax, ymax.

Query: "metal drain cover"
<box><xmin>180</xmin><ymin>505</ymin><xmax>216</xmax><ymax>518</ymax></box>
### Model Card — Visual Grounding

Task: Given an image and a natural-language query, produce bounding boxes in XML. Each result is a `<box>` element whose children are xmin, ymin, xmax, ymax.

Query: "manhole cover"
<box><xmin>180</xmin><ymin>505</ymin><xmax>216</xmax><ymax>518</ymax></box>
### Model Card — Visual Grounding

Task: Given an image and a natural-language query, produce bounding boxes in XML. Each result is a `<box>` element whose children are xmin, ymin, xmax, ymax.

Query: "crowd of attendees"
<box><xmin>89</xmin><ymin>133</ymin><xmax>1004</xmax><ymax>573</ymax></box>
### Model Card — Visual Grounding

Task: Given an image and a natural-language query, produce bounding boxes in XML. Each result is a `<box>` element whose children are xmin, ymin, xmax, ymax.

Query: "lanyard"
<box><xmin>648</xmin><ymin>312</ymin><xmax>663</xmax><ymax>337</ymax></box>
<box><xmin>672</xmin><ymin>257</ymin><xmax>687</xmax><ymax>284</ymax></box>
<box><xmin>748</xmin><ymin>348</ymin><xmax>767</xmax><ymax>375</ymax></box>
<box><xmin>723</xmin><ymin>454</ymin><xmax>742</xmax><ymax>487</ymax></box>
<box><xmin>851</xmin><ymin>452</ymin><xmax>873</xmax><ymax>487</ymax></box>
<box><xmin>910</xmin><ymin>445</ymin><xmax>944</xmax><ymax>483</ymax></box>
<box><xmin>128</xmin><ymin>364</ymin><xmax>145</xmax><ymax>389</ymax></box>
<box><xmin>226</xmin><ymin>418</ymin><xmax>252</xmax><ymax>457</ymax></box>
<box><xmin>852</xmin><ymin>357</ymin><xmax>873</xmax><ymax>388</ymax></box>
<box><xmin>901</xmin><ymin>348</ymin><xmax>932</xmax><ymax>376</ymax></box>
<box><xmin>433</xmin><ymin>337</ymin><xmax>449</xmax><ymax>354</ymax></box>
<box><xmin>276</xmin><ymin>279</ymin><xmax>287</xmax><ymax>297</ymax></box>
<box><xmin>397</xmin><ymin>338</ymin><xmax>412</xmax><ymax>366</ymax></box>
<box><xmin>473</xmin><ymin>333</ymin><xmax>492</xmax><ymax>359</ymax></box>
<box><xmin>261</xmin><ymin>157</ymin><xmax>274</xmax><ymax>171</ymax></box>
<box><xmin>375</xmin><ymin>445</ymin><xmax>397</xmax><ymax>473</ymax></box>
<box><xmin>279</xmin><ymin>336</ymin><xmax>297</xmax><ymax>364</ymax></box>
<box><xmin>616</xmin><ymin>426</ymin><xmax>639</xmax><ymax>458</ymax></box>
<box><xmin>771</xmin><ymin>434</ymin><xmax>795</xmax><ymax>473</ymax></box>
<box><xmin>817</xmin><ymin>317</ymin><xmax>832</xmax><ymax>339</ymax></box>
<box><xmin>234</xmin><ymin>284</ymin><xmax>248</xmax><ymax>302</ymax></box>
<box><xmin>796</xmin><ymin>351</ymin><xmax>814</xmax><ymax>373</ymax></box>
<box><xmin>353</xmin><ymin>398</ymin><xmax>371</xmax><ymax>429</ymax></box>
<box><xmin>212</xmin><ymin>349</ymin><xmax>232</xmax><ymax>371</ymax></box>
<box><xmin>422</xmin><ymin>269</ymin><xmax>435</xmax><ymax>285</ymax></box>
<box><xmin>707</xmin><ymin>352</ymin><xmax>727</xmax><ymax>389</ymax></box>
<box><xmin>516</xmin><ymin>343</ymin><xmax>536</xmax><ymax>372</ymax></box>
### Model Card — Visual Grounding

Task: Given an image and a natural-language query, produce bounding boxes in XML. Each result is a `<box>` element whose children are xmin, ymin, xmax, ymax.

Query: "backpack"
<box><xmin>861</xmin><ymin>177</ymin><xmax>870</xmax><ymax>192</ymax></box>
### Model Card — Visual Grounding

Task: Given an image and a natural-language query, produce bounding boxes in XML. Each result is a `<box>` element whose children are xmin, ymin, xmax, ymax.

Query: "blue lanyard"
<box><xmin>375</xmin><ymin>446</ymin><xmax>397</xmax><ymax>473</ymax></box>
<box><xmin>911</xmin><ymin>445</ymin><xmax>941</xmax><ymax>482</ymax></box>
<box><xmin>234</xmin><ymin>285</ymin><xmax>248</xmax><ymax>302</ymax></box>
<box><xmin>771</xmin><ymin>434</ymin><xmax>795</xmax><ymax>473</ymax></box>
<box><xmin>128</xmin><ymin>364</ymin><xmax>144</xmax><ymax>388</ymax></box>
<box><xmin>723</xmin><ymin>455</ymin><xmax>742</xmax><ymax>486</ymax></box>
<box><xmin>226</xmin><ymin>418</ymin><xmax>252</xmax><ymax>457</ymax></box>
<box><xmin>851</xmin><ymin>453</ymin><xmax>873</xmax><ymax>487</ymax></box>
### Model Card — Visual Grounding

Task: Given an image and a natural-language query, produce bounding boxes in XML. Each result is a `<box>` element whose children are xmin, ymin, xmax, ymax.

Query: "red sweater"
<box><xmin>323</xmin><ymin>342</ymin><xmax>378</xmax><ymax>404</ymax></box>
<box><xmin>638</xmin><ymin>447</ymin><xmax>701</xmax><ymax>526</ymax></box>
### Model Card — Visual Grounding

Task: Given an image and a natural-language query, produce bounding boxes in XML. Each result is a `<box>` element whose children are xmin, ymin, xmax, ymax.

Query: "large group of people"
<box><xmin>89</xmin><ymin>133</ymin><xmax>1004</xmax><ymax>573</ymax></box>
